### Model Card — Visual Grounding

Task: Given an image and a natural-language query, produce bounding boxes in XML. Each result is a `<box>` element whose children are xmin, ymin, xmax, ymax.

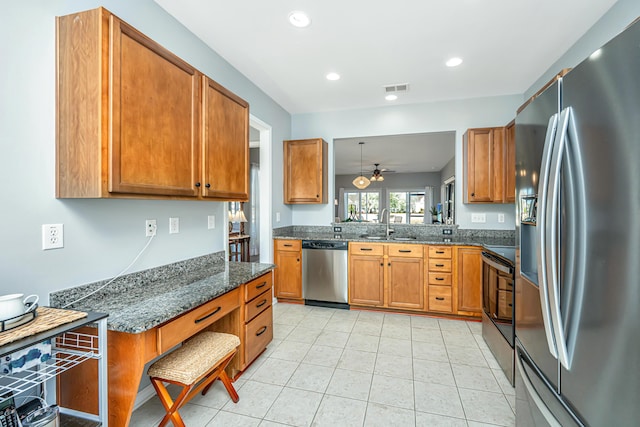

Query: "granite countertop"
<box><xmin>50</xmin><ymin>253</ymin><xmax>275</xmax><ymax>334</ymax></box>
<box><xmin>273</xmin><ymin>232</ymin><xmax>514</xmax><ymax>248</ymax></box>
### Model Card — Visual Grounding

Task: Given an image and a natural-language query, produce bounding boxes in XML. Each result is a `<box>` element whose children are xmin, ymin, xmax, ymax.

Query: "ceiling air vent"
<box><xmin>384</xmin><ymin>83</ymin><xmax>410</xmax><ymax>93</ymax></box>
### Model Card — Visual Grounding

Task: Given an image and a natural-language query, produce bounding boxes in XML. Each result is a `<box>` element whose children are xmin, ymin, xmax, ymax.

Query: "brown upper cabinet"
<box><xmin>463</xmin><ymin>127</ymin><xmax>511</xmax><ymax>203</ymax></box>
<box><xmin>56</xmin><ymin>7</ymin><xmax>249</xmax><ymax>201</ymax></box>
<box><xmin>201</xmin><ymin>77</ymin><xmax>249</xmax><ymax>200</ymax></box>
<box><xmin>504</xmin><ymin>120</ymin><xmax>516</xmax><ymax>203</ymax></box>
<box><xmin>283</xmin><ymin>138</ymin><xmax>328</xmax><ymax>204</ymax></box>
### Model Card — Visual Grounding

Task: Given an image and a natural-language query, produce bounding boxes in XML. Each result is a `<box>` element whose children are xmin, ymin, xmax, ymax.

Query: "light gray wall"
<box><xmin>291</xmin><ymin>95</ymin><xmax>522</xmax><ymax>229</ymax></box>
<box><xmin>440</xmin><ymin>157</ymin><xmax>456</xmax><ymax>184</ymax></box>
<box><xmin>525</xmin><ymin>0</ymin><xmax>640</xmax><ymax>99</ymax></box>
<box><xmin>0</xmin><ymin>1</ymin><xmax>290</xmax><ymax>301</ymax></box>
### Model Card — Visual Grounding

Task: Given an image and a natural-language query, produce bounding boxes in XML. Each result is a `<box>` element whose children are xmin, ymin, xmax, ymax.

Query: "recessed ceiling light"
<box><xmin>589</xmin><ymin>48</ymin><xmax>602</xmax><ymax>60</ymax></box>
<box><xmin>385</xmin><ymin>94</ymin><xmax>398</xmax><ymax>101</ymax></box>
<box><xmin>326</xmin><ymin>72</ymin><xmax>340</xmax><ymax>81</ymax></box>
<box><xmin>288</xmin><ymin>11</ymin><xmax>311</xmax><ymax>28</ymax></box>
<box><xmin>446</xmin><ymin>57</ymin><xmax>463</xmax><ymax>67</ymax></box>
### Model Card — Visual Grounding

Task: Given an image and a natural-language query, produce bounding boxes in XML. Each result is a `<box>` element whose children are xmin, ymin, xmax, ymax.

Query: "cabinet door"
<box><xmin>465</xmin><ymin>128</ymin><xmax>494</xmax><ymax>202</ymax></box>
<box><xmin>492</xmin><ymin>127</ymin><xmax>506</xmax><ymax>202</ymax></box>
<box><xmin>388</xmin><ymin>257</ymin><xmax>424</xmax><ymax>310</ymax></box>
<box><xmin>457</xmin><ymin>247</ymin><xmax>483</xmax><ymax>315</ymax></box>
<box><xmin>274</xmin><ymin>250</ymin><xmax>302</xmax><ymax>299</ymax></box>
<box><xmin>202</xmin><ymin>77</ymin><xmax>249</xmax><ymax>200</ymax></box>
<box><xmin>110</xmin><ymin>17</ymin><xmax>200</xmax><ymax>196</ymax></box>
<box><xmin>284</xmin><ymin>139</ymin><xmax>327</xmax><ymax>204</ymax></box>
<box><xmin>505</xmin><ymin>121</ymin><xmax>516</xmax><ymax>203</ymax></box>
<box><xmin>349</xmin><ymin>255</ymin><xmax>384</xmax><ymax>306</ymax></box>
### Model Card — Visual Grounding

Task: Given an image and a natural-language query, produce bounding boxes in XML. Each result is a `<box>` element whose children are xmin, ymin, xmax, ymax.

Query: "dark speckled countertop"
<box><xmin>50</xmin><ymin>252</ymin><xmax>274</xmax><ymax>334</ymax></box>
<box><xmin>273</xmin><ymin>232</ymin><xmax>514</xmax><ymax>248</ymax></box>
<box><xmin>272</xmin><ymin>224</ymin><xmax>515</xmax><ymax>248</ymax></box>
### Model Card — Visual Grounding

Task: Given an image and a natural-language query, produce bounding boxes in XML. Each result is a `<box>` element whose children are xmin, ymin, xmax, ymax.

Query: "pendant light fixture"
<box><xmin>352</xmin><ymin>142</ymin><xmax>370</xmax><ymax>189</ymax></box>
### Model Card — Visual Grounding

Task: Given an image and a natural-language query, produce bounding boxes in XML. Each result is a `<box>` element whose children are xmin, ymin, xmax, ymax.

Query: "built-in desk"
<box><xmin>50</xmin><ymin>254</ymin><xmax>274</xmax><ymax>427</ymax></box>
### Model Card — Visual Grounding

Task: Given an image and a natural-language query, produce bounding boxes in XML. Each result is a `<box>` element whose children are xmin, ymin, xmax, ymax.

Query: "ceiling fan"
<box><xmin>370</xmin><ymin>163</ymin><xmax>395</xmax><ymax>182</ymax></box>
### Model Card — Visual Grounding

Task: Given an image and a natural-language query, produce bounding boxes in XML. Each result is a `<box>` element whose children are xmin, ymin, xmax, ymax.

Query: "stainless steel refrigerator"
<box><xmin>515</xmin><ymin>17</ymin><xmax>640</xmax><ymax>427</ymax></box>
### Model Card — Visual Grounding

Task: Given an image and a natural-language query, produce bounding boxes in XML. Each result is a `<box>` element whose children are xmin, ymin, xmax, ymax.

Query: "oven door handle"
<box><xmin>481</xmin><ymin>252</ymin><xmax>512</xmax><ymax>275</ymax></box>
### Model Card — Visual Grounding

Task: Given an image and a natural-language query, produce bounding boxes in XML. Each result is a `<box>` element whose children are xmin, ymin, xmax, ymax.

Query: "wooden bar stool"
<box><xmin>147</xmin><ymin>331</ymin><xmax>240</xmax><ymax>427</ymax></box>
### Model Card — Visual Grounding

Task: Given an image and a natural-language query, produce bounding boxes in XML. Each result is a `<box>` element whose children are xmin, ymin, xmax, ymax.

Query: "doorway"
<box><xmin>250</xmin><ymin>115</ymin><xmax>272</xmax><ymax>263</ymax></box>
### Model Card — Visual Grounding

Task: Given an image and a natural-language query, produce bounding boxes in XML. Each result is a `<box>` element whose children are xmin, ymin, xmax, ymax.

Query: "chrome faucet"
<box><xmin>380</xmin><ymin>208</ymin><xmax>394</xmax><ymax>238</ymax></box>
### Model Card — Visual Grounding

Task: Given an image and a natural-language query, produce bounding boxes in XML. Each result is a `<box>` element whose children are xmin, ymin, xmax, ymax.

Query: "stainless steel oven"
<box><xmin>481</xmin><ymin>246</ymin><xmax>515</xmax><ymax>385</ymax></box>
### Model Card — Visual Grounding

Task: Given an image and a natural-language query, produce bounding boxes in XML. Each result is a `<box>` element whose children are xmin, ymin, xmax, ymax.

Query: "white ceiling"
<box><xmin>154</xmin><ymin>0</ymin><xmax>617</xmax><ymax>115</ymax></box>
<box><xmin>334</xmin><ymin>132</ymin><xmax>455</xmax><ymax>176</ymax></box>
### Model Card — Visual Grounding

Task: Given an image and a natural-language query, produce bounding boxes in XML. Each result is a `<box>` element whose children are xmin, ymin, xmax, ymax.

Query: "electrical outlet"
<box><xmin>42</xmin><ymin>224</ymin><xmax>64</xmax><ymax>250</ymax></box>
<box><xmin>471</xmin><ymin>213</ymin><xmax>486</xmax><ymax>223</ymax></box>
<box><xmin>169</xmin><ymin>217</ymin><xmax>180</xmax><ymax>234</ymax></box>
<box><xmin>146</xmin><ymin>219</ymin><xmax>157</xmax><ymax>237</ymax></box>
<box><xmin>276</xmin><ymin>212</ymin><xmax>281</xmax><ymax>223</ymax></box>
<box><xmin>498</xmin><ymin>213</ymin><xmax>505</xmax><ymax>223</ymax></box>
<box><xmin>208</xmin><ymin>215</ymin><xmax>215</xmax><ymax>229</ymax></box>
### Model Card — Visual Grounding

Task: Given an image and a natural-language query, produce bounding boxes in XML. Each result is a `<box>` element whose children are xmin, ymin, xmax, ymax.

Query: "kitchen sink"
<box><xmin>392</xmin><ymin>236</ymin><xmax>417</xmax><ymax>241</ymax></box>
<box><xmin>359</xmin><ymin>235</ymin><xmax>386</xmax><ymax>240</ymax></box>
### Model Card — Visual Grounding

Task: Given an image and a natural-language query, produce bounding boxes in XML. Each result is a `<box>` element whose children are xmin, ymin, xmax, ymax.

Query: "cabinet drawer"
<box><xmin>388</xmin><ymin>244</ymin><xmax>423</xmax><ymax>258</ymax></box>
<box><xmin>428</xmin><ymin>285</ymin><xmax>453</xmax><ymax>313</ymax></box>
<box><xmin>157</xmin><ymin>288</ymin><xmax>240</xmax><ymax>354</ymax></box>
<box><xmin>245</xmin><ymin>305</ymin><xmax>273</xmax><ymax>364</ymax></box>
<box><xmin>349</xmin><ymin>242</ymin><xmax>384</xmax><ymax>256</ymax></box>
<box><xmin>428</xmin><ymin>272</ymin><xmax>452</xmax><ymax>286</ymax></box>
<box><xmin>245</xmin><ymin>289</ymin><xmax>272</xmax><ymax>322</ymax></box>
<box><xmin>428</xmin><ymin>246</ymin><xmax>452</xmax><ymax>259</ymax></box>
<box><xmin>428</xmin><ymin>259</ymin><xmax>452</xmax><ymax>272</ymax></box>
<box><xmin>245</xmin><ymin>272</ymin><xmax>273</xmax><ymax>302</ymax></box>
<box><xmin>275</xmin><ymin>239</ymin><xmax>301</xmax><ymax>251</ymax></box>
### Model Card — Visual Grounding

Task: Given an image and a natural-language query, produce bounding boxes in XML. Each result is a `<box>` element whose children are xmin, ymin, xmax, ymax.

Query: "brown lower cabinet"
<box><xmin>456</xmin><ymin>246</ymin><xmax>483</xmax><ymax>316</ymax></box>
<box><xmin>349</xmin><ymin>251</ymin><xmax>385</xmax><ymax>306</ymax></box>
<box><xmin>426</xmin><ymin>246</ymin><xmax>454</xmax><ymax>314</ymax></box>
<box><xmin>348</xmin><ymin>242</ymin><xmax>424</xmax><ymax>311</ymax></box>
<box><xmin>242</xmin><ymin>272</ymin><xmax>274</xmax><ymax>367</ymax></box>
<box><xmin>273</xmin><ymin>239</ymin><xmax>303</xmax><ymax>301</ymax></box>
<box><xmin>345</xmin><ymin>242</ymin><xmax>483</xmax><ymax>317</ymax></box>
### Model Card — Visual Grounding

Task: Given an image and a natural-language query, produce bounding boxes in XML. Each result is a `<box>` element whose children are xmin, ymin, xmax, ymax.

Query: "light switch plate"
<box><xmin>498</xmin><ymin>213</ymin><xmax>505</xmax><ymax>223</ymax></box>
<box><xmin>169</xmin><ymin>217</ymin><xmax>179</xmax><ymax>234</ymax></box>
<box><xmin>208</xmin><ymin>215</ymin><xmax>215</xmax><ymax>229</ymax></box>
<box><xmin>471</xmin><ymin>213</ymin><xmax>486</xmax><ymax>223</ymax></box>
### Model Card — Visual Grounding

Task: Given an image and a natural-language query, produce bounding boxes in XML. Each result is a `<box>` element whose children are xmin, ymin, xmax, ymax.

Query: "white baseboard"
<box><xmin>133</xmin><ymin>384</ymin><xmax>157</xmax><ymax>410</ymax></box>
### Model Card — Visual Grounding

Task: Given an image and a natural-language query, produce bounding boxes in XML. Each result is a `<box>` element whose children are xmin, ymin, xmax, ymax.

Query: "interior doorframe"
<box><xmin>250</xmin><ymin>114</ymin><xmax>273</xmax><ymax>263</ymax></box>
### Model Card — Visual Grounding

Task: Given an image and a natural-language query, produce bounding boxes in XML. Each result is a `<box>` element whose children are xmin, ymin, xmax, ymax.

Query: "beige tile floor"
<box><xmin>131</xmin><ymin>303</ymin><xmax>515</xmax><ymax>426</ymax></box>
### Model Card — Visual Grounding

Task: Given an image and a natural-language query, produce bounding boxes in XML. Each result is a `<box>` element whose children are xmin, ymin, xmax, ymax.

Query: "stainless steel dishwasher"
<box><xmin>302</xmin><ymin>240</ymin><xmax>349</xmax><ymax>309</ymax></box>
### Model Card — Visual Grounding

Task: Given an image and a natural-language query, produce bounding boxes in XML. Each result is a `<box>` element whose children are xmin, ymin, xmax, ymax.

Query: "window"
<box><xmin>344</xmin><ymin>191</ymin><xmax>380</xmax><ymax>222</ymax></box>
<box><xmin>389</xmin><ymin>191</ymin><xmax>426</xmax><ymax>224</ymax></box>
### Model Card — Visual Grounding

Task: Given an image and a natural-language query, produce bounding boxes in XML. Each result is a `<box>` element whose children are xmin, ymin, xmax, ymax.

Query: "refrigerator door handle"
<box><xmin>554</xmin><ymin>106</ymin><xmax>587</xmax><ymax>371</ymax></box>
<box><xmin>547</xmin><ymin>107</ymin><xmax>572</xmax><ymax>370</ymax></box>
<box><xmin>536</xmin><ymin>113</ymin><xmax>559</xmax><ymax>358</ymax></box>
<box><xmin>516</xmin><ymin>350</ymin><xmax>562</xmax><ymax>427</ymax></box>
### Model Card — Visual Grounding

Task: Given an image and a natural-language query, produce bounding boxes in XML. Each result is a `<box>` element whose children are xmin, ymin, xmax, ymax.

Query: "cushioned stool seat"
<box><xmin>148</xmin><ymin>331</ymin><xmax>240</xmax><ymax>427</ymax></box>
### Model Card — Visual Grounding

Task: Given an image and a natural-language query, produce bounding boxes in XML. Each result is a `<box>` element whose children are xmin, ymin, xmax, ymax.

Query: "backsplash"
<box><xmin>273</xmin><ymin>224</ymin><xmax>514</xmax><ymax>240</ymax></box>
